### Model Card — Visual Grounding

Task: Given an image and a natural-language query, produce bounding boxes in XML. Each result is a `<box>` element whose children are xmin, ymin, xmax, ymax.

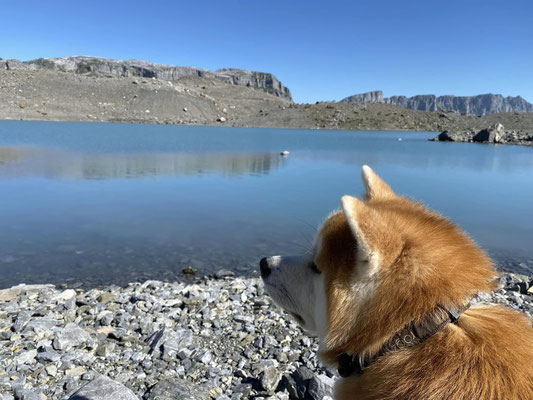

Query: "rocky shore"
<box><xmin>1</xmin><ymin>272</ymin><xmax>532</xmax><ymax>400</ymax></box>
<box><xmin>431</xmin><ymin>123</ymin><xmax>533</xmax><ymax>146</ymax></box>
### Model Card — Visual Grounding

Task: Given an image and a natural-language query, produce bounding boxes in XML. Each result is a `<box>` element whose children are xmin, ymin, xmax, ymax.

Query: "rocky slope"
<box><xmin>0</xmin><ymin>67</ymin><xmax>291</xmax><ymax>125</ymax></box>
<box><xmin>341</xmin><ymin>91</ymin><xmax>533</xmax><ymax>115</ymax></box>
<box><xmin>2</xmin><ymin>56</ymin><xmax>292</xmax><ymax>101</ymax></box>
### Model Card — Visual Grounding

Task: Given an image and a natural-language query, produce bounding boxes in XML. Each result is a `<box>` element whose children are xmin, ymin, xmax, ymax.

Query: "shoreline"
<box><xmin>1</xmin><ymin>273</ymin><xmax>531</xmax><ymax>400</ymax></box>
<box><xmin>2</xmin><ymin>116</ymin><xmax>532</xmax><ymax>148</ymax></box>
<box><xmin>1</xmin><ymin>258</ymin><xmax>532</xmax><ymax>292</ymax></box>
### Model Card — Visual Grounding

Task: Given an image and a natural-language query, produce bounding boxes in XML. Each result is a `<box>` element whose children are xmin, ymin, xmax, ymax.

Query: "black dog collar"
<box><xmin>337</xmin><ymin>303</ymin><xmax>470</xmax><ymax>378</ymax></box>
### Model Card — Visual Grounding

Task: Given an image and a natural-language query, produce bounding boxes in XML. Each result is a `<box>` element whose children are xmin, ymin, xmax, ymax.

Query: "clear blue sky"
<box><xmin>1</xmin><ymin>0</ymin><xmax>532</xmax><ymax>103</ymax></box>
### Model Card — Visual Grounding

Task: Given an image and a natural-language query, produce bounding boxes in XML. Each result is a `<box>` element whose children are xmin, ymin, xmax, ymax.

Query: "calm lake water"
<box><xmin>0</xmin><ymin>121</ymin><xmax>532</xmax><ymax>288</ymax></box>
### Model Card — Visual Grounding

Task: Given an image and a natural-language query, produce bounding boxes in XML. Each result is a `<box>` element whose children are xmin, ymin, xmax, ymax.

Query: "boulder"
<box><xmin>143</xmin><ymin>378</ymin><xmax>209</xmax><ymax>400</ymax></box>
<box><xmin>432</xmin><ymin>131</ymin><xmax>456</xmax><ymax>142</ymax></box>
<box><xmin>53</xmin><ymin>323</ymin><xmax>91</xmax><ymax>351</ymax></box>
<box><xmin>259</xmin><ymin>365</ymin><xmax>281</xmax><ymax>392</ymax></box>
<box><xmin>431</xmin><ymin>130</ymin><xmax>473</xmax><ymax>142</ymax></box>
<box><xmin>13</xmin><ymin>388</ymin><xmax>43</xmax><ymax>400</ymax></box>
<box><xmin>473</xmin><ymin>123</ymin><xmax>505</xmax><ymax>143</ymax></box>
<box><xmin>308</xmin><ymin>374</ymin><xmax>335</xmax><ymax>400</ymax></box>
<box><xmin>67</xmin><ymin>375</ymin><xmax>138</xmax><ymax>400</ymax></box>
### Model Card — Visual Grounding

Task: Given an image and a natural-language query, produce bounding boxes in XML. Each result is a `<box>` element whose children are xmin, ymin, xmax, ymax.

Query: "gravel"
<box><xmin>0</xmin><ymin>272</ymin><xmax>531</xmax><ymax>399</ymax></box>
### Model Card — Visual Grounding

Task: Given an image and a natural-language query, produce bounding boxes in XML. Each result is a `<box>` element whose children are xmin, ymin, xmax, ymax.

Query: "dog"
<box><xmin>260</xmin><ymin>165</ymin><xmax>533</xmax><ymax>399</ymax></box>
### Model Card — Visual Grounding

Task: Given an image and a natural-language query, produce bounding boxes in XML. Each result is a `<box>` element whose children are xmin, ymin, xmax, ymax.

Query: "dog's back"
<box><xmin>337</xmin><ymin>305</ymin><xmax>533</xmax><ymax>400</ymax></box>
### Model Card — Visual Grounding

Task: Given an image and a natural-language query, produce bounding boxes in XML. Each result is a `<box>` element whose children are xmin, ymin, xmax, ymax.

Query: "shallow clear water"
<box><xmin>0</xmin><ymin>121</ymin><xmax>532</xmax><ymax>288</ymax></box>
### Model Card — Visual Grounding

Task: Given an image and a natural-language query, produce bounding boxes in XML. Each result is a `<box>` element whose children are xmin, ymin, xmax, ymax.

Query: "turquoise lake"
<box><xmin>0</xmin><ymin>121</ymin><xmax>532</xmax><ymax>288</ymax></box>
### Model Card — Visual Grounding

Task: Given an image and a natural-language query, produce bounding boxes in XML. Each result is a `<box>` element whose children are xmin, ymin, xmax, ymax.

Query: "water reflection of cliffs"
<box><xmin>0</xmin><ymin>147</ymin><xmax>31</xmax><ymax>164</ymax></box>
<box><xmin>0</xmin><ymin>147</ymin><xmax>285</xmax><ymax>179</ymax></box>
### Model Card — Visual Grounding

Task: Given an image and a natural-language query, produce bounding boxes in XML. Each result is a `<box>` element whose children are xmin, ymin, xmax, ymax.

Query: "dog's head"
<box><xmin>260</xmin><ymin>166</ymin><xmax>495</xmax><ymax>360</ymax></box>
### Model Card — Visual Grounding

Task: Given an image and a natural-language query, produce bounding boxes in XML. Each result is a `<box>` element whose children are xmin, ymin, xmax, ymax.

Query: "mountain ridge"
<box><xmin>2</xmin><ymin>56</ymin><xmax>292</xmax><ymax>101</ymax></box>
<box><xmin>340</xmin><ymin>90</ymin><xmax>533</xmax><ymax>115</ymax></box>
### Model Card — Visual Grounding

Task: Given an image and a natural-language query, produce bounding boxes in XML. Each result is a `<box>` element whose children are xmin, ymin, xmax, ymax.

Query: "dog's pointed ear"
<box><xmin>341</xmin><ymin>195</ymin><xmax>403</xmax><ymax>267</ymax></box>
<box><xmin>361</xmin><ymin>165</ymin><xmax>395</xmax><ymax>201</ymax></box>
<box><xmin>341</xmin><ymin>195</ymin><xmax>375</xmax><ymax>262</ymax></box>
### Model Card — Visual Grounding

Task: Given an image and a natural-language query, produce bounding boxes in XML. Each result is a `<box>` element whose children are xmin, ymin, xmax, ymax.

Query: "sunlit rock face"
<box><xmin>4</xmin><ymin>56</ymin><xmax>293</xmax><ymax>101</ymax></box>
<box><xmin>341</xmin><ymin>91</ymin><xmax>533</xmax><ymax>115</ymax></box>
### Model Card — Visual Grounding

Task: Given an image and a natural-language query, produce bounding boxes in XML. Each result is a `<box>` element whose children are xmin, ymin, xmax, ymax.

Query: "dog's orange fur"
<box><xmin>317</xmin><ymin>168</ymin><xmax>533</xmax><ymax>399</ymax></box>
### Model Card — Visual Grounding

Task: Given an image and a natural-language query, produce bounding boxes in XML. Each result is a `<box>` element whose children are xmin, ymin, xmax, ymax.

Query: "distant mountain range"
<box><xmin>340</xmin><ymin>90</ymin><xmax>533</xmax><ymax>115</ymax></box>
<box><xmin>2</xmin><ymin>56</ymin><xmax>292</xmax><ymax>101</ymax></box>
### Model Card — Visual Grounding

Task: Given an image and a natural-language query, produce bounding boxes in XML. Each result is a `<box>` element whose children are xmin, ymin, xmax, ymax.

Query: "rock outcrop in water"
<box><xmin>431</xmin><ymin>123</ymin><xmax>533</xmax><ymax>146</ymax></box>
<box><xmin>2</xmin><ymin>56</ymin><xmax>292</xmax><ymax>101</ymax></box>
<box><xmin>340</xmin><ymin>91</ymin><xmax>533</xmax><ymax>115</ymax></box>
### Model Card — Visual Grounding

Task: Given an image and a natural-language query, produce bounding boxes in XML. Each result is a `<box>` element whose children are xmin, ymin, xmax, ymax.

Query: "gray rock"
<box><xmin>13</xmin><ymin>311</ymin><xmax>32</xmax><ymax>333</ymax></box>
<box><xmin>143</xmin><ymin>378</ymin><xmax>209</xmax><ymax>400</ymax></box>
<box><xmin>308</xmin><ymin>374</ymin><xmax>335</xmax><ymax>400</ymax></box>
<box><xmin>14</xmin><ymin>349</ymin><xmax>37</xmax><ymax>365</ymax></box>
<box><xmin>282</xmin><ymin>366</ymin><xmax>314</xmax><ymax>398</ymax></box>
<box><xmin>53</xmin><ymin>323</ymin><xmax>91</xmax><ymax>351</ymax></box>
<box><xmin>432</xmin><ymin>130</ymin><xmax>463</xmax><ymax>142</ymax></box>
<box><xmin>36</xmin><ymin>351</ymin><xmax>61</xmax><ymax>362</ymax></box>
<box><xmin>259</xmin><ymin>365</ymin><xmax>281</xmax><ymax>392</ymax></box>
<box><xmin>196</xmin><ymin>351</ymin><xmax>212</xmax><ymax>364</ymax></box>
<box><xmin>473</xmin><ymin>123</ymin><xmax>505</xmax><ymax>143</ymax></box>
<box><xmin>214</xmin><ymin>269</ymin><xmax>235</xmax><ymax>279</ymax></box>
<box><xmin>68</xmin><ymin>375</ymin><xmax>138</xmax><ymax>400</ymax></box>
<box><xmin>23</xmin><ymin>317</ymin><xmax>57</xmax><ymax>333</ymax></box>
<box><xmin>13</xmin><ymin>388</ymin><xmax>42</xmax><ymax>400</ymax></box>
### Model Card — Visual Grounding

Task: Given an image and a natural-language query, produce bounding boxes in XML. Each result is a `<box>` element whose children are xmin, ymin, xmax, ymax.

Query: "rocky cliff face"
<box><xmin>216</xmin><ymin>68</ymin><xmax>291</xmax><ymax>101</ymax></box>
<box><xmin>340</xmin><ymin>90</ymin><xmax>384</xmax><ymax>103</ymax></box>
<box><xmin>341</xmin><ymin>91</ymin><xmax>533</xmax><ymax>115</ymax></box>
<box><xmin>2</xmin><ymin>56</ymin><xmax>293</xmax><ymax>101</ymax></box>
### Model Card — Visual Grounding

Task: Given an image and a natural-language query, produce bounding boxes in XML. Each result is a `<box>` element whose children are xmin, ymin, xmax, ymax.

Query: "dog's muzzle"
<box><xmin>259</xmin><ymin>255</ymin><xmax>283</xmax><ymax>279</ymax></box>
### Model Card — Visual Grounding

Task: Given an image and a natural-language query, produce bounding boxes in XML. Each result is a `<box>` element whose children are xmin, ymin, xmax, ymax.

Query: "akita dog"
<box><xmin>260</xmin><ymin>166</ymin><xmax>533</xmax><ymax>400</ymax></box>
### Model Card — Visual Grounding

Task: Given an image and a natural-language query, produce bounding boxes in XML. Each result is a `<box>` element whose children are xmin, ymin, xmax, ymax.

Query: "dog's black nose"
<box><xmin>260</xmin><ymin>257</ymin><xmax>271</xmax><ymax>278</ymax></box>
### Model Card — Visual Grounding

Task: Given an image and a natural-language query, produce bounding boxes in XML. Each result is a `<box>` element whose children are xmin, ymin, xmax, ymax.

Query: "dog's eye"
<box><xmin>309</xmin><ymin>261</ymin><xmax>321</xmax><ymax>274</ymax></box>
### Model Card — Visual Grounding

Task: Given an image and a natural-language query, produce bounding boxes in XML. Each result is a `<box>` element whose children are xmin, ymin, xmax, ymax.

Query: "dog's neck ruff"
<box><xmin>337</xmin><ymin>303</ymin><xmax>470</xmax><ymax>378</ymax></box>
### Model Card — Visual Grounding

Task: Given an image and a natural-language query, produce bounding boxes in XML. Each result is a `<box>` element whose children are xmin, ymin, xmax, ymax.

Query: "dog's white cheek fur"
<box><xmin>263</xmin><ymin>255</ymin><xmax>326</xmax><ymax>335</ymax></box>
<box><xmin>313</xmin><ymin>275</ymin><xmax>329</xmax><ymax>341</ymax></box>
